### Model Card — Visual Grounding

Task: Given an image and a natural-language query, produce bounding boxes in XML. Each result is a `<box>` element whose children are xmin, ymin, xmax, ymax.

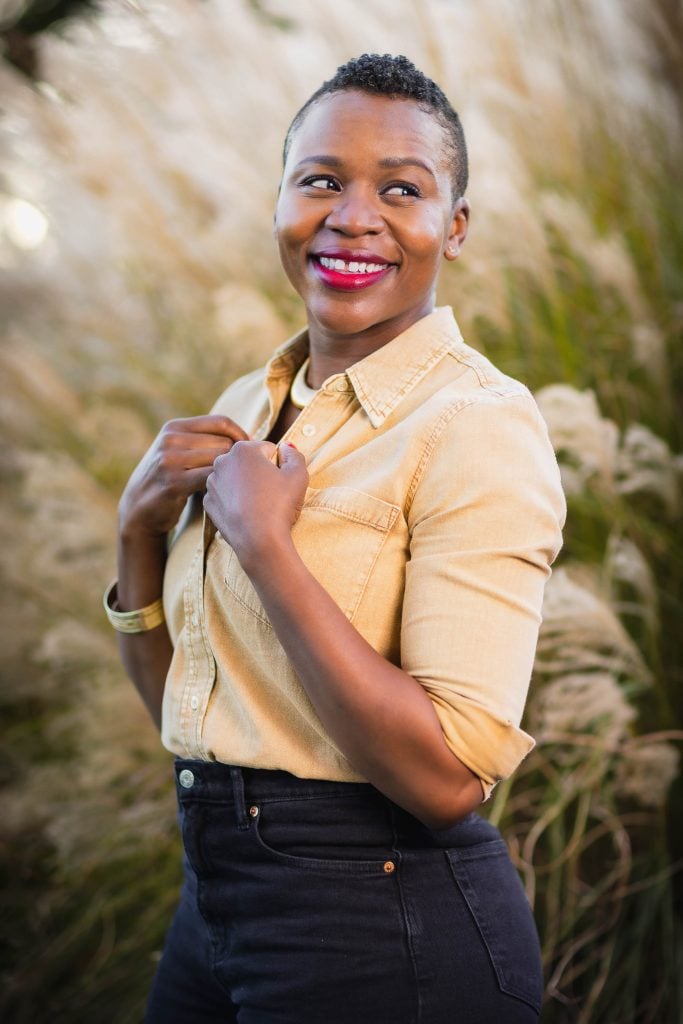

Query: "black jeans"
<box><xmin>145</xmin><ymin>759</ymin><xmax>542</xmax><ymax>1023</ymax></box>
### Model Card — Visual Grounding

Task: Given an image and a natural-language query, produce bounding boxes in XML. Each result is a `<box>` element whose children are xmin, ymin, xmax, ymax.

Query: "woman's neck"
<box><xmin>305</xmin><ymin>302</ymin><xmax>435</xmax><ymax>389</ymax></box>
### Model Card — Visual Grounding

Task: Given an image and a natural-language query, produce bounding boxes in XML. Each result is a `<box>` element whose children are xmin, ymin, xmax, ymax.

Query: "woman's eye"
<box><xmin>301</xmin><ymin>176</ymin><xmax>340</xmax><ymax>191</ymax></box>
<box><xmin>384</xmin><ymin>183</ymin><xmax>421</xmax><ymax>198</ymax></box>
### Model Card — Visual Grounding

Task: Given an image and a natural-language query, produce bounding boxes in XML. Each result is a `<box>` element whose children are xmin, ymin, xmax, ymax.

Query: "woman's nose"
<box><xmin>325</xmin><ymin>188</ymin><xmax>383</xmax><ymax>235</ymax></box>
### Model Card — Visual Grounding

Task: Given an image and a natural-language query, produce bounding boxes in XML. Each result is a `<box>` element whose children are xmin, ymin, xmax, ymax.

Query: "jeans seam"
<box><xmin>391</xmin><ymin>807</ymin><xmax>421</xmax><ymax>1024</ymax></box>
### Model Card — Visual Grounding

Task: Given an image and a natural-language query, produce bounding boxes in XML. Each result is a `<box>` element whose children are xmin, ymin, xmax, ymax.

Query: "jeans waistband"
<box><xmin>173</xmin><ymin>758</ymin><xmax>500</xmax><ymax>849</ymax></box>
<box><xmin>174</xmin><ymin>758</ymin><xmax>377</xmax><ymax>802</ymax></box>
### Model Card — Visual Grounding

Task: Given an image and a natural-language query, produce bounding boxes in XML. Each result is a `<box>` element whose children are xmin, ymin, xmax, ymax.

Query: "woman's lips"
<box><xmin>310</xmin><ymin>254</ymin><xmax>395</xmax><ymax>291</ymax></box>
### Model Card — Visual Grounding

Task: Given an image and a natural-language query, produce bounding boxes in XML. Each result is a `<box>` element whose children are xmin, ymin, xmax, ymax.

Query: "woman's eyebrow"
<box><xmin>292</xmin><ymin>155</ymin><xmax>436</xmax><ymax>178</ymax></box>
<box><xmin>294</xmin><ymin>155</ymin><xmax>342</xmax><ymax>170</ymax></box>
<box><xmin>378</xmin><ymin>156</ymin><xmax>436</xmax><ymax>178</ymax></box>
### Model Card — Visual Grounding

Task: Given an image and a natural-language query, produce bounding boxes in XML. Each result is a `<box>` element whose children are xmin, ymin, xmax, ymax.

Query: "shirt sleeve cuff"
<box><xmin>429</xmin><ymin>696</ymin><xmax>536</xmax><ymax>797</ymax></box>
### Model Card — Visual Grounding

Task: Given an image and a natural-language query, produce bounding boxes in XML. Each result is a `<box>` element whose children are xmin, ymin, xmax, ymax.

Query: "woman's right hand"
<box><xmin>118</xmin><ymin>415</ymin><xmax>250</xmax><ymax>540</ymax></box>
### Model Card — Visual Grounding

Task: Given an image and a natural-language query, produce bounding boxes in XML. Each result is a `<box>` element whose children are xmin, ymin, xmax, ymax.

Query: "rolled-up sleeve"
<box><xmin>401</xmin><ymin>390</ymin><xmax>566</xmax><ymax>797</ymax></box>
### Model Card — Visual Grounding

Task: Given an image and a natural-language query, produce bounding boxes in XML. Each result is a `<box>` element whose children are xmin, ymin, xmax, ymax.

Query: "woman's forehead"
<box><xmin>286</xmin><ymin>90</ymin><xmax>448</xmax><ymax>170</ymax></box>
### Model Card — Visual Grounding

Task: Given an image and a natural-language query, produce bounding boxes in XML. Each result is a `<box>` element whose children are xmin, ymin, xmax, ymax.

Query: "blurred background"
<box><xmin>0</xmin><ymin>1</ymin><xmax>681</xmax><ymax>1021</ymax></box>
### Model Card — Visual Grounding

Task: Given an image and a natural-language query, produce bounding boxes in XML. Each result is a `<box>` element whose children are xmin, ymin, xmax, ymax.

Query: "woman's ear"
<box><xmin>444</xmin><ymin>197</ymin><xmax>470</xmax><ymax>261</ymax></box>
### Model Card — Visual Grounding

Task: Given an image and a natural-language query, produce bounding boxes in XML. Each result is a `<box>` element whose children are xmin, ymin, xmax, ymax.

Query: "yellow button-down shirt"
<box><xmin>161</xmin><ymin>307</ymin><xmax>565</xmax><ymax>796</ymax></box>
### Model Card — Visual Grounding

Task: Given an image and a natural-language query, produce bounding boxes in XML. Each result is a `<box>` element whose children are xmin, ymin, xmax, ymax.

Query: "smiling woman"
<box><xmin>108</xmin><ymin>53</ymin><xmax>566</xmax><ymax>1024</ymax></box>
<box><xmin>276</xmin><ymin>89</ymin><xmax>469</xmax><ymax>354</ymax></box>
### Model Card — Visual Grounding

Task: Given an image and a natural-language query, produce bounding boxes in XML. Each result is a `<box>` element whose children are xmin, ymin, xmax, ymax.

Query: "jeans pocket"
<box><xmin>252</xmin><ymin>795</ymin><xmax>396</xmax><ymax>876</ymax></box>
<box><xmin>446</xmin><ymin>839</ymin><xmax>543</xmax><ymax>1012</ymax></box>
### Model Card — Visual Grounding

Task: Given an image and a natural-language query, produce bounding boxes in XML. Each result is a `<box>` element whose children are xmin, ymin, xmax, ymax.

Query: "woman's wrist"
<box><xmin>118</xmin><ymin>509</ymin><xmax>169</xmax><ymax>546</ymax></box>
<box><xmin>236</xmin><ymin>529</ymin><xmax>298</xmax><ymax>581</ymax></box>
<box><xmin>104</xmin><ymin>580</ymin><xmax>165</xmax><ymax>633</ymax></box>
<box><xmin>117</xmin><ymin>526</ymin><xmax>168</xmax><ymax>609</ymax></box>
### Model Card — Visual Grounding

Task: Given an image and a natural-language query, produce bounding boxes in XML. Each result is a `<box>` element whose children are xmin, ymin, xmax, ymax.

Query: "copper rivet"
<box><xmin>383</xmin><ymin>861</ymin><xmax>395</xmax><ymax>874</ymax></box>
<box><xmin>249</xmin><ymin>806</ymin><xmax>259</xmax><ymax>818</ymax></box>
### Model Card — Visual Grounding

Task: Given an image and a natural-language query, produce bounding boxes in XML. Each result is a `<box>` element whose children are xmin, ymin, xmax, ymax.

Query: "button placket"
<box><xmin>294</xmin><ymin>386</ymin><xmax>353</xmax><ymax>449</ymax></box>
<box><xmin>180</xmin><ymin>522</ymin><xmax>217</xmax><ymax>754</ymax></box>
<box><xmin>180</xmin><ymin>548</ymin><xmax>201</xmax><ymax>749</ymax></box>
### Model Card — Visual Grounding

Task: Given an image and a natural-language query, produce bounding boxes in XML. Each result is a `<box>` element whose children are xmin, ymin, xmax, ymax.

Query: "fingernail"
<box><xmin>286</xmin><ymin>442</ymin><xmax>297</xmax><ymax>449</ymax></box>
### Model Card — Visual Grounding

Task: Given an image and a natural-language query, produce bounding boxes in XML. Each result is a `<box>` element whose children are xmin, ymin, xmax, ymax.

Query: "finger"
<box><xmin>178</xmin><ymin>466</ymin><xmax>214</xmax><ymax>494</ymax></box>
<box><xmin>227</xmin><ymin>440</ymin><xmax>278</xmax><ymax>462</ymax></box>
<box><xmin>254</xmin><ymin>440</ymin><xmax>279</xmax><ymax>461</ymax></box>
<box><xmin>173</xmin><ymin>446</ymin><xmax>237</xmax><ymax>469</ymax></box>
<box><xmin>187</xmin><ymin>466</ymin><xmax>216</xmax><ymax>491</ymax></box>
<box><xmin>165</xmin><ymin>415</ymin><xmax>250</xmax><ymax>442</ymax></box>
<box><xmin>154</xmin><ymin>447</ymin><xmax>234</xmax><ymax>481</ymax></box>
<box><xmin>276</xmin><ymin>441</ymin><xmax>307</xmax><ymax>472</ymax></box>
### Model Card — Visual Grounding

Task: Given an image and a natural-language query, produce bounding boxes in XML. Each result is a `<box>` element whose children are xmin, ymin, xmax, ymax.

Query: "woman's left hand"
<box><xmin>204</xmin><ymin>440</ymin><xmax>309</xmax><ymax>569</ymax></box>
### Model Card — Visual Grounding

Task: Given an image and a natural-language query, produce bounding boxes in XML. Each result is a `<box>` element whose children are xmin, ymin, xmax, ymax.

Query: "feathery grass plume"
<box><xmin>534</xmin><ymin>566</ymin><xmax>651</xmax><ymax>687</ymax></box>
<box><xmin>531</xmin><ymin>671</ymin><xmax>636</xmax><ymax>754</ymax></box>
<box><xmin>534</xmin><ymin>385</ymin><xmax>619</xmax><ymax>498</ymax></box>
<box><xmin>615</xmin><ymin>740</ymin><xmax>680</xmax><ymax>809</ymax></box>
<box><xmin>616</xmin><ymin>423</ymin><xmax>680</xmax><ymax>517</ymax></box>
<box><xmin>1</xmin><ymin>0</ymin><xmax>681</xmax><ymax>1021</ymax></box>
<box><xmin>605</xmin><ymin>533</ymin><xmax>660</xmax><ymax>653</ymax></box>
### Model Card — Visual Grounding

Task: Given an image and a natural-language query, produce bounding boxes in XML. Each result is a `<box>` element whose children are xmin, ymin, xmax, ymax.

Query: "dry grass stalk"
<box><xmin>1</xmin><ymin>1</ymin><xmax>681</xmax><ymax>1021</ymax></box>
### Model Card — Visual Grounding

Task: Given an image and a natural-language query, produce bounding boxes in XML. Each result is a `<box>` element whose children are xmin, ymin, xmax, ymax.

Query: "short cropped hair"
<box><xmin>283</xmin><ymin>53</ymin><xmax>468</xmax><ymax>200</ymax></box>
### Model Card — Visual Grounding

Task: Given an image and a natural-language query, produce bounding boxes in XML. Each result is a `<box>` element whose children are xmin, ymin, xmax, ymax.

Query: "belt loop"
<box><xmin>230</xmin><ymin>767</ymin><xmax>249</xmax><ymax>830</ymax></box>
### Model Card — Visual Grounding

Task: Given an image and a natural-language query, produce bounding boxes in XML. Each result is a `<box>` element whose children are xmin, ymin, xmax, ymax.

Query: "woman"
<box><xmin>106</xmin><ymin>54</ymin><xmax>565</xmax><ymax>1023</ymax></box>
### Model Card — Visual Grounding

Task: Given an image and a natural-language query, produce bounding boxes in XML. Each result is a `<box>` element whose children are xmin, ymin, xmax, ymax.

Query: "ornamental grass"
<box><xmin>1</xmin><ymin>1</ymin><xmax>681</xmax><ymax>1021</ymax></box>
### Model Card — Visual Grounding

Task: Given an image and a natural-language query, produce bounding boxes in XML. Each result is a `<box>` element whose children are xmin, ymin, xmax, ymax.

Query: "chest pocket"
<box><xmin>211</xmin><ymin>486</ymin><xmax>400</xmax><ymax>627</ymax></box>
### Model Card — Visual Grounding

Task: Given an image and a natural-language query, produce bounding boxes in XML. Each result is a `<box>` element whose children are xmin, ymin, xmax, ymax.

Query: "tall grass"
<box><xmin>1</xmin><ymin>1</ymin><xmax>681</xmax><ymax>1020</ymax></box>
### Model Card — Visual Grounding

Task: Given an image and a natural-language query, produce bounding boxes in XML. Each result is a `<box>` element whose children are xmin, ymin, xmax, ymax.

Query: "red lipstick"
<box><xmin>310</xmin><ymin>248</ymin><xmax>396</xmax><ymax>291</ymax></box>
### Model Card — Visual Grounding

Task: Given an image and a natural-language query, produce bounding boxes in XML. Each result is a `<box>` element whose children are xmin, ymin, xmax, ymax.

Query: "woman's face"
<box><xmin>274</xmin><ymin>90</ymin><xmax>469</xmax><ymax>350</ymax></box>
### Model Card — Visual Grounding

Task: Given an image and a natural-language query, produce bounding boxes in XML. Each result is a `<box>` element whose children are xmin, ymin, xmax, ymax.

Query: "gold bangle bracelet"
<box><xmin>103</xmin><ymin>579</ymin><xmax>165</xmax><ymax>634</ymax></box>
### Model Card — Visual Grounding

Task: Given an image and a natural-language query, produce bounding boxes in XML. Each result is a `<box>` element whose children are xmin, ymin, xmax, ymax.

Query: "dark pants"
<box><xmin>146</xmin><ymin>759</ymin><xmax>542</xmax><ymax>1023</ymax></box>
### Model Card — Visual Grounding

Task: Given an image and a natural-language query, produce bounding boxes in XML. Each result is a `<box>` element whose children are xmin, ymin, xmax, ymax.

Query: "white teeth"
<box><xmin>318</xmin><ymin>256</ymin><xmax>388</xmax><ymax>274</ymax></box>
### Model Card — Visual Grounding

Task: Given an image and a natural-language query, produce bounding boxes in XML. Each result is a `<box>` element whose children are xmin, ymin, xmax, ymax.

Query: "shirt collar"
<box><xmin>264</xmin><ymin>306</ymin><xmax>463</xmax><ymax>428</ymax></box>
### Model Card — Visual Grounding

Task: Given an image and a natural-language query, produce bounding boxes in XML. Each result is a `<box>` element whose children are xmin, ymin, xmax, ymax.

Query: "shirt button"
<box><xmin>336</xmin><ymin>379</ymin><xmax>348</xmax><ymax>392</ymax></box>
<box><xmin>191</xmin><ymin>611</ymin><xmax>199</xmax><ymax>628</ymax></box>
<box><xmin>190</xmin><ymin>695</ymin><xmax>199</xmax><ymax>711</ymax></box>
<box><xmin>178</xmin><ymin>769</ymin><xmax>195</xmax><ymax>789</ymax></box>
<box><xmin>301</xmin><ymin>423</ymin><xmax>316</xmax><ymax>437</ymax></box>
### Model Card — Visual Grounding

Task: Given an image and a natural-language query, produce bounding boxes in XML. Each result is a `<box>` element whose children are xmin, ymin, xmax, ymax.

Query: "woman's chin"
<box><xmin>305</xmin><ymin>297</ymin><xmax>384</xmax><ymax>339</ymax></box>
<box><xmin>305</xmin><ymin>297</ymin><xmax>433</xmax><ymax>346</ymax></box>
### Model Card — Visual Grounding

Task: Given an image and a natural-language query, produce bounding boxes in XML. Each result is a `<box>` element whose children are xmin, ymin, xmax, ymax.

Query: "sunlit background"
<box><xmin>1</xmin><ymin>1</ymin><xmax>681</xmax><ymax>1021</ymax></box>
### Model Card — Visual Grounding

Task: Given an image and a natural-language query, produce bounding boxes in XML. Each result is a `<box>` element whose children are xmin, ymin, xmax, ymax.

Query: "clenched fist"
<box><xmin>119</xmin><ymin>415</ymin><xmax>249</xmax><ymax>540</ymax></box>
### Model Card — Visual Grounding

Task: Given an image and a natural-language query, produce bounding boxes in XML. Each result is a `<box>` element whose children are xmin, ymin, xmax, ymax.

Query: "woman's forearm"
<box><xmin>242</xmin><ymin>536</ymin><xmax>483</xmax><ymax>828</ymax></box>
<box><xmin>115</xmin><ymin>526</ymin><xmax>174</xmax><ymax>730</ymax></box>
<box><xmin>112</xmin><ymin>415</ymin><xmax>249</xmax><ymax>728</ymax></box>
